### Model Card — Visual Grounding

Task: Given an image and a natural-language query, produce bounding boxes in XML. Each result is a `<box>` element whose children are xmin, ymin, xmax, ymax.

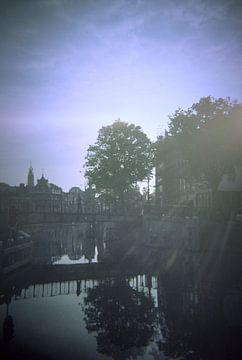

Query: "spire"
<box><xmin>27</xmin><ymin>164</ymin><xmax>34</xmax><ymax>188</ymax></box>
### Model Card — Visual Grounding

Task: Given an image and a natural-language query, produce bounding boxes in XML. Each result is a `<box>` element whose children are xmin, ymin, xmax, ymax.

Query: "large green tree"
<box><xmin>166</xmin><ymin>96</ymin><xmax>242</xmax><ymax>191</ymax></box>
<box><xmin>85</xmin><ymin>121</ymin><xmax>153</xmax><ymax>205</ymax></box>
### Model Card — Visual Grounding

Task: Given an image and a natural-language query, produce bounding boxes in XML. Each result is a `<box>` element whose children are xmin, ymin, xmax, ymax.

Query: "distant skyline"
<box><xmin>0</xmin><ymin>0</ymin><xmax>242</xmax><ymax>191</ymax></box>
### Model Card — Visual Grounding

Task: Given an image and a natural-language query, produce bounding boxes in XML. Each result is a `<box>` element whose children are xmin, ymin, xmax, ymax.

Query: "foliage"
<box><xmin>159</xmin><ymin>97</ymin><xmax>242</xmax><ymax>191</ymax></box>
<box><xmin>168</xmin><ymin>96</ymin><xmax>237</xmax><ymax>136</ymax></box>
<box><xmin>85</xmin><ymin>121</ymin><xmax>153</xmax><ymax>201</ymax></box>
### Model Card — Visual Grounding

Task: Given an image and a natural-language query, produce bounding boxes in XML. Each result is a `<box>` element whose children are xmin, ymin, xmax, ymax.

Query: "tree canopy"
<box><xmin>168</xmin><ymin>96</ymin><xmax>237</xmax><ymax>136</ymax></box>
<box><xmin>85</xmin><ymin>121</ymin><xmax>153</xmax><ymax>201</ymax></box>
<box><xmin>157</xmin><ymin>96</ymin><xmax>242</xmax><ymax>191</ymax></box>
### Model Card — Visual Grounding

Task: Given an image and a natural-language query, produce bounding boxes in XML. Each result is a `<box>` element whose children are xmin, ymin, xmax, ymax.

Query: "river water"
<box><xmin>0</xmin><ymin>224</ymin><xmax>242</xmax><ymax>359</ymax></box>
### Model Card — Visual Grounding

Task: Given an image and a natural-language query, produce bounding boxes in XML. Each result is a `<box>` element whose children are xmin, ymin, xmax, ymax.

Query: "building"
<box><xmin>155</xmin><ymin>135</ymin><xmax>194</xmax><ymax>213</ymax></box>
<box><xmin>27</xmin><ymin>165</ymin><xmax>34</xmax><ymax>188</ymax></box>
<box><xmin>0</xmin><ymin>167</ymin><xmax>87</xmax><ymax>226</ymax></box>
<box><xmin>155</xmin><ymin>135</ymin><xmax>212</xmax><ymax>216</ymax></box>
<box><xmin>218</xmin><ymin>165</ymin><xmax>242</xmax><ymax>219</ymax></box>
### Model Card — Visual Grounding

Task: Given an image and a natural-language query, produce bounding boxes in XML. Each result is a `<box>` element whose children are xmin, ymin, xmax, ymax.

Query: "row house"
<box><xmin>155</xmin><ymin>135</ymin><xmax>212</xmax><ymax>216</ymax></box>
<box><xmin>0</xmin><ymin>167</ymin><xmax>85</xmax><ymax>219</ymax></box>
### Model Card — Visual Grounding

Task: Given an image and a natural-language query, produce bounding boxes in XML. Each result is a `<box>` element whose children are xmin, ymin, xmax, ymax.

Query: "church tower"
<box><xmin>27</xmin><ymin>165</ymin><xmax>34</xmax><ymax>188</ymax></box>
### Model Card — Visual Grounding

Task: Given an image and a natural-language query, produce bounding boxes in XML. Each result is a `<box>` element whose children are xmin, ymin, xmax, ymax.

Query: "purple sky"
<box><xmin>0</xmin><ymin>0</ymin><xmax>242</xmax><ymax>191</ymax></box>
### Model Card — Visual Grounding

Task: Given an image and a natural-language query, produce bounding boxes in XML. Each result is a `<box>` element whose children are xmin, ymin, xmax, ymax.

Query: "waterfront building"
<box><xmin>218</xmin><ymin>165</ymin><xmax>242</xmax><ymax>219</ymax></box>
<box><xmin>0</xmin><ymin>167</ymin><xmax>87</xmax><ymax>226</ymax></box>
<box><xmin>155</xmin><ymin>135</ymin><xmax>212</xmax><ymax>216</ymax></box>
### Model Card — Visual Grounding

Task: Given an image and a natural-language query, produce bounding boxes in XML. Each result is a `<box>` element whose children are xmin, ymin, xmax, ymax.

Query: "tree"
<box><xmin>85</xmin><ymin>121</ymin><xmax>153</xmax><ymax>208</ymax></box>
<box><xmin>166</xmin><ymin>97</ymin><xmax>242</xmax><ymax>191</ymax></box>
<box><xmin>168</xmin><ymin>96</ymin><xmax>237</xmax><ymax>136</ymax></box>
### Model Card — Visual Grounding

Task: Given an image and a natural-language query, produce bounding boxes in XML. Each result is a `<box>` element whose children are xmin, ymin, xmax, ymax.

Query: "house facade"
<box><xmin>0</xmin><ymin>167</ymin><xmax>86</xmax><ymax>225</ymax></box>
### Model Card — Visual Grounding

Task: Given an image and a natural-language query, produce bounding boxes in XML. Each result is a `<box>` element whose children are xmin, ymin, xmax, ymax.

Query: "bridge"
<box><xmin>13</xmin><ymin>211</ymin><xmax>148</xmax><ymax>226</ymax></box>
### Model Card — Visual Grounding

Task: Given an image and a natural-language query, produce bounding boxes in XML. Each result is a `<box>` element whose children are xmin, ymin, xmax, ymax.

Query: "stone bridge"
<box><xmin>17</xmin><ymin>211</ymin><xmax>143</xmax><ymax>225</ymax></box>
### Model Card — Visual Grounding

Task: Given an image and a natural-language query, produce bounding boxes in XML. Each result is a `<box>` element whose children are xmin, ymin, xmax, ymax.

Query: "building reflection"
<box><xmin>157</xmin><ymin>275</ymin><xmax>242</xmax><ymax>360</ymax></box>
<box><xmin>32</xmin><ymin>223</ymin><xmax>98</xmax><ymax>265</ymax></box>
<box><xmin>1</xmin><ymin>219</ymin><xmax>242</xmax><ymax>359</ymax></box>
<box><xmin>0</xmin><ymin>271</ymin><xmax>242</xmax><ymax>359</ymax></box>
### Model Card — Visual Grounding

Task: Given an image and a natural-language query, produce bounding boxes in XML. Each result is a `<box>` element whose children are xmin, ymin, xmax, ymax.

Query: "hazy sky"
<box><xmin>0</xmin><ymin>0</ymin><xmax>242</xmax><ymax>191</ymax></box>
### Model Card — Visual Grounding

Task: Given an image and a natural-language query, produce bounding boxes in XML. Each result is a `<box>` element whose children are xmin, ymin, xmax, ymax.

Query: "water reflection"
<box><xmin>157</xmin><ymin>279</ymin><xmax>242</xmax><ymax>360</ymax></box>
<box><xmin>1</xmin><ymin>272</ymin><xmax>241</xmax><ymax>359</ymax></box>
<box><xmin>1</xmin><ymin>223</ymin><xmax>242</xmax><ymax>359</ymax></box>
<box><xmin>31</xmin><ymin>223</ymin><xmax>101</xmax><ymax>265</ymax></box>
<box><xmin>83</xmin><ymin>278</ymin><xmax>157</xmax><ymax>359</ymax></box>
<box><xmin>2</xmin><ymin>304</ymin><xmax>14</xmax><ymax>344</ymax></box>
<box><xmin>0</xmin><ymin>275</ymin><xmax>159</xmax><ymax>360</ymax></box>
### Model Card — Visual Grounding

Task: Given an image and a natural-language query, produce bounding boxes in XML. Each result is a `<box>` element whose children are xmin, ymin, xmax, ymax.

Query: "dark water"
<box><xmin>1</xmin><ymin>225</ymin><xmax>242</xmax><ymax>359</ymax></box>
<box><xmin>31</xmin><ymin>223</ymin><xmax>101</xmax><ymax>265</ymax></box>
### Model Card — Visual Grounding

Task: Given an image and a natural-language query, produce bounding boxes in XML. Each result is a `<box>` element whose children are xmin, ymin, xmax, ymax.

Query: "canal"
<box><xmin>0</xmin><ymin>224</ymin><xmax>242</xmax><ymax>359</ymax></box>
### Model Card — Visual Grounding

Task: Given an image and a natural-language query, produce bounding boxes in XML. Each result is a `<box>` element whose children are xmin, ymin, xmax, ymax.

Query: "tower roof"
<box><xmin>27</xmin><ymin>164</ymin><xmax>34</xmax><ymax>187</ymax></box>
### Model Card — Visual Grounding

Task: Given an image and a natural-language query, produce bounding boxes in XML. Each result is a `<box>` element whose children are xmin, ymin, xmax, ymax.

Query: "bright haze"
<box><xmin>0</xmin><ymin>0</ymin><xmax>241</xmax><ymax>191</ymax></box>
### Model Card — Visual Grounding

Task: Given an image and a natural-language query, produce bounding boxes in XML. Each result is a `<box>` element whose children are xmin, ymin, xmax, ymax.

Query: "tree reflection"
<box><xmin>83</xmin><ymin>279</ymin><xmax>156</xmax><ymax>359</ymax></box>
